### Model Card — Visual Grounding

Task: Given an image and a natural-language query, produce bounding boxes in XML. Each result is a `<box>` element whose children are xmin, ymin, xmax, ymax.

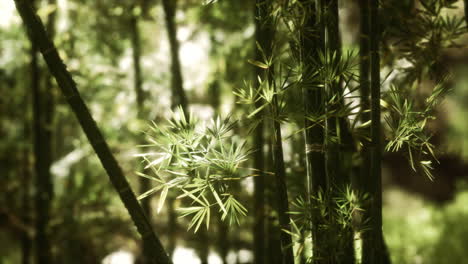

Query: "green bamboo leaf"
<box><xmin>181</xmin><ymin>189</ymin><xmax>208</xmax><ymax>207</ymax></box>
<box><xmin>247</xmin><ymin>59</ymin><xmax>269</xmax><ymax>69</ymax></box>
<box><xmin>247</xmin><ymin>102</ymin><xmax>269</xmax><ymax>119</ymax></box>
<box><xmin>138</xmin><ymin>185</ymin><xmax>164</xmax><ymax>200</ymax></box>
<box><xmin>157</xmin><ymin>186</ymin><xmax>169</xmax><ymax>214</ymax></box>
<box><xmin>135</xmin><ymin>171</ymin><xmax>164</xmax><ymax>184</ymax></box>
<box><xmin>209</xmin><ymin>184</ymin><xmax>227</xmax><ymax>215</ymax></box>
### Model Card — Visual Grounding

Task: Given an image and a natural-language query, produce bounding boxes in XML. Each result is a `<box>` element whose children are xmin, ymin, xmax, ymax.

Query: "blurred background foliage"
<box><xmin>1</xmin><ymin>0</ymin><xmax>468</xmax><ymax>263</ymax></box>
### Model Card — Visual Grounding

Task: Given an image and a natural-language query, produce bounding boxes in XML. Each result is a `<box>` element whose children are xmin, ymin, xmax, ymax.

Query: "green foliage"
<box><xmin>384</xmin><ymin>183</ymin><xmax>468</xmax><ymax>264</ymax></box>
<box><xmin>136</xmin><ymin>107</ymin><xmax>251</xmax><ymax>232</ymax></box>
<box><xmin>286</xmin><ymin>186</ymin><xmax>368</xmax><ymax>263</ymax></box>
<box><xmin>379</xmin><ymin>0</ymin><xmax>463</xmax><ymax>180</ymax></box>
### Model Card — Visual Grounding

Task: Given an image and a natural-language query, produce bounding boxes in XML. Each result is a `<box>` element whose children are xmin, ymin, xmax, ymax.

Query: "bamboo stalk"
<box><xmin>253</xmin><ymin>1</ymin><xmax>270</xmax><ymax>263</ymax></box>
<box><xmin>297</xmin><ymin>1</ymin><xmax>328</xmax><ymax>261</ymax></box>
<box><xmin>162</xmin><ymin>0</ymin><xmax>188</xmax><ymax>112</ymax></box>
<box><xmin>362</xmin><ymin>0</ymin><xmax>383</xmax><ymax>262</ymax></box>
<box><xmin>258</xmin><ymin>4</ymin><xmax>294</xmax><ymax>262</ymax></box>
<box><xmin>13</xmin><ymin>1</ymin><xmax>172</xmax><ymax>263</ymax></box>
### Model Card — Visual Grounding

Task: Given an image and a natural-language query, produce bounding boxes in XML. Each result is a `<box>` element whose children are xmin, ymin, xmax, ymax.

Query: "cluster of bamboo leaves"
<box><xmin>245</xmin><ymin>0</ymin><xmax>457</xmax><ymax>257</ymax></box>
<box><xmin>286</xmin><ymin>186</ymin><xmax>368</xmax><ymax>261</ymax></box>
<box><xmin>136</xmin><ymin>107</ymin><xmax>251</xmax><ymax>232</ymax></box>
<box><xmin>382</xmin><ymin>0</ymin><xmax>461</xmax><ymax>180</ymax></box>
<box><xmin>134</xmin><ymin>0</ymin><xmax>460</xmax><ymax>240</ymax></box>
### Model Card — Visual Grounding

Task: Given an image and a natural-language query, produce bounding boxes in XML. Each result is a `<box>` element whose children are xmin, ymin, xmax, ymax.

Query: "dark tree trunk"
<box><xmin>271</xmin><ymin>115</ymin><xmax>295</xmax><ymax>264</ymax></box>
<box><xmin>216</xmin><ymin>217</ymin><xmax>229</xmax><ymax>264</ymax></box>
<box><xmin>252</xmin><ymin>0</ymin><xmax>270</xmax><ymax>263</ymax></box>
<box><xmin>21</xmin><ymin>120</ymin><xmax>32</xmax><ymax>264</ymax></box>
<box><xmin>13</xmin><ymin>1</ymin><xmax>172</xmax><ymax>263</ymax></box>
<box><xmin>161</xmin><ymin>0</ymin><xmax>191</xmax><ymax>258</ymax></box>
<box><xmin>362</xmin><ymin>0</ymin><xmax>384</xmax><ymax>263</ymax></box>
<box><xmin>166</xmin><ymin>196</ymin><xmax>177</xmax><ymax>257</ymax></box>
<box><xmin>324</xmin><ymin>1</ymin><xmax>355</xmax><ymax>262</ymax></box>
<box><xmin>130</xmin><ymin>7</ymin><xmax>155</xmax><ymax>264</ymax></box>
<box><xmin>359</xmin><ymin>0</ymin><xmax>372</xmax><ymax>262</ymax></box>
<box><xmin>30</xmin><ymin>0</ymin><xmax>53</xmax><ymax>262</ymax></box>
<box><xmin>254</xmin><ymin>3</ymin><xmax>294</xmax><ymax>263</ymax></box>
<box><xmin>265</xmin><ymin>139</ymin><xmax>283</xmax><ymax>264</ymax></box>
<box><xmin>298</xmin><ymin>0</ymin><xmax>329</xmax><ymax>262</ymax></box>
<box><xmin>162</xmin><ymin>0</ymin><xmax>188</xmax><ymax>111</ymax></box>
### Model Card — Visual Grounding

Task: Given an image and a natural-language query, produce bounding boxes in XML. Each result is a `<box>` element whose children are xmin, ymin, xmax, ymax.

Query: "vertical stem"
<box><xmin>30</xmin><ymin>0</ymin><xmax>53</xmax><ymax>262</ymax></box>
<box><xmin>265</xmin><ymin>139</ymin><xmax>283</xmax><ymax>264</ymax></box>
<box><xmin>299</xmin><ymin>0</ymin><xmax>328</xmax><ymax>262</ymax></box>
<box><xmin>130</xmin><ymin>7</ymin><xmax>155</xmax><ymax>263</ymax></box>
<box><xmin>325</xmin><ymin>0</ymin><xmax>355</xmax><ymax>262</ymax></box>
<box><xmin>359</xmin><ymin>0</ymin><xmax>370</xmax><ymax>181</ymax></box>
<box><xmin>161</xmin><ymin>0</ymin><xmax>190</xmax><ymax>257</ymax></box>
<box><xmin>255</xmin><ymin>3</ymin><xmax>294</xmax><ymax>263</ymax></box>
<box><xmin>253</xmin><ymin>0</ymin><xmax>270</xmax><ymax>263</ymax></box>
<box><xmin>13</xmin><ymin>1</ymin><xmax>172</xmax><ymax>263</ymax></box>
<box><xmin>362</xmin><ymin>0</ymin><xmax>383</xmax><ymax>262</ymax></box>
<box><xmin>21</xmin><ymin>106</ymin><xmax>32</xmax><ymax>264</ymax></box>
<box><xmin>271</xmin><ymin>111</ymin><xmax>295</xmax><ymax>264</ymax></box>
<box><xmin>359</xmin><ymin>0</ymin><xmax>372</xmax><ymax>262</ymax></box>
<box><xmin>162</xmin><ymin>0</ymin><xmax>188</xmax><ymax>111</ymax></box>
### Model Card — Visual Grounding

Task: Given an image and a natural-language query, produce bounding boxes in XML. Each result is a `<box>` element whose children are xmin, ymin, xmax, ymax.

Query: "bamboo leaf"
<box><xmin>247</xmin><ymin>59</ymin><xmax>269</xmax><ymax>69</ymax></box>
<box><xmin>157</xmin><ymin>186</ymin><xmax>169</xmax><ymax>213</ymax></box>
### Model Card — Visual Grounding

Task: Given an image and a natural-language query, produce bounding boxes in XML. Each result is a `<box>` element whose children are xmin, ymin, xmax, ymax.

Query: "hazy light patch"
<box><xmin>0</xmin><ymin>1</ymin><xmax>19</xmax><ymax>28</ymax></box>
<box><xmin>242</xmin><ymin>24</ymin><xmax>255</xmax><ymax>39</ymax></box>
<box><xmin>102</xmin><ymin>250</ymin><xmax>134</xmax><ymax>264</ymax></box>
<box><xmin>238</xmin><ymin>249</ymin><xmax>253</xmax><ymax>263</ymax></box>
<box><xmin>56</xmin><ymin>0</ymin><xmax>69</xmax><ymax>33</ymax></box>
<box><xmin>190</xmin><ymin>104</ymin><xmax>214</xmax><ymax>123</ymax></box>
<box><xmin>178</xmin><ymin>26</ymin><xmax>192</xmax><ymax>42</ymax></box>
<box><xmin>226</xmin><ymin>251</ymin><xmax>237</xmax><ymax>264</ymax></box>
<box><xmin>344</xmin><ymin>86</ymin><xmax>360</xmax><ymax>124</ymax></box>
<box><xmin>208</xmin><ymin>252</ymin><xmax>223</xmax><ymax>264</ymax></box>
<box><xmin>173</xmin><ymin>247</ymin><xmax>201</xmax><ymax>264</ymax></box>
<box><xmin>179</xmin><ymin>29</ymin><xmax>211</xmax><ymax>91</ymax></box>
<box><xmin>111</xmin><ymin>91</ymin><xmax>133</xmax><ymax>128</ymax></box>
<box><xmin>51</xmin><ymin>148</ymin><xmax>87</xmax><ymax>178</ymax></box>
<box><xmin>119</xmin><ymin>51</ymin><xmax>133</xmax><ymax>73</ymax></box>
<box><xmin>241</xmin><ymin>177</ymin><xmax>254</xmax><ymax>196</ymax></box>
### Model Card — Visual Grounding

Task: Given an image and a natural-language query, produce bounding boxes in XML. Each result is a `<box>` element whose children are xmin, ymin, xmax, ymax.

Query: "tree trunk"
<box><xmin>161</xmin><ymin>0</ymin><xmax>191</xmax><ymax>258</ymax></box>
<box><xmin>265</xmin><ymin>139</ymin><xmax>283</xmax><ymax>264</ymax></box>
<box><xmin>13</xmin><ymin>1</ymin><xmax>172</xmax><ymax>263</ymax></box>
<box><xmin>298</xmin><ymin>0</ymin><xmax>329</xmax><ymax>262</ymax></box>
<box><xmin>30</xmin><ymin>0</ymin><xmax>53</xmax><ymax>262</ymax></box>
<box><xmin>324</xmin><ymin>1</ymin><xmax>355</xmax><ymax>262</ymax></box>
<box><xmin>130</xmin><ymin>8</ymin><xmax>155</xmax><ymax>264</ymax></box>
<box><xmin>252</xmin><ymin>0</ymin><xmax>270</xmax><ymax>263</ymax></box>
<box><xmin>162</xmin><ymin>0</ymin><xmax>188</xmax><ymax>111</ymax></box>
<box><xmin>21</xmin><ymin>114</ymin><xmax>32</xmax><ymax>264</ymax></box>
<box><xmin>254</xmin><ymin>3</ymin><xmax>294</xmax><ymax>263</ymax></box>
<box><xmin>361</xmin><ymin>0</ymin><xmax>383</xmax><ymax>262</ymax></box>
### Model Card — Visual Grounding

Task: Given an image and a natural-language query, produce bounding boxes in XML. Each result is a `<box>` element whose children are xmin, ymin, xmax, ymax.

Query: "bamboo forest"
<box><xmin>2</xmin><ymin>0</ymin><xmax>468</xmax><ymax>263</ymax></box>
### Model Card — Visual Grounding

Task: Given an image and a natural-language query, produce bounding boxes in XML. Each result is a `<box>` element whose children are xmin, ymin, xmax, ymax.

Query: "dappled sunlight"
<box><xmin>2</xmin><ymin>0</ymin><xmax>468</xmax><ymax>263</ymax></box>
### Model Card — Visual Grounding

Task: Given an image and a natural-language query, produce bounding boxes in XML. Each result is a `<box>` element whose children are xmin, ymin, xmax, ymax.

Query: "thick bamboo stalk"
<box><xmin>13</xmin><ymin>1</ymin><xmax>172</xmax><ymax>263</ymax></box>
<box><xmin>271</xmin><ymin>102</ymin><xmax>295</xmax><ymax>264</ymax></box>
<box><xmin>30</xmin><ymin>0</ymin><xmax>53</xmax><ymax>262</ymax></box>
<box><xmin>256</xmin><ymin>3</ymin><xmax>294</xmax><ymax>262</ymax></box>
<box><xmin>253</xmin><ymin>0</ymin><xmax>270</xmax><ymax>263</ymax></box>
<box><xmin>324</xmin><ymin>0</ymin><xmax>355</xmax><ymax>262</ymax></box>
<box><xmin>362</xmin><ymin>0</ymin><xmax>383</xmax><ymax>262</ymax></box>
<box><xmin>299</xmin><ymin>0</ymin><xmax>328</xmax><ymax>262</ymax></box>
